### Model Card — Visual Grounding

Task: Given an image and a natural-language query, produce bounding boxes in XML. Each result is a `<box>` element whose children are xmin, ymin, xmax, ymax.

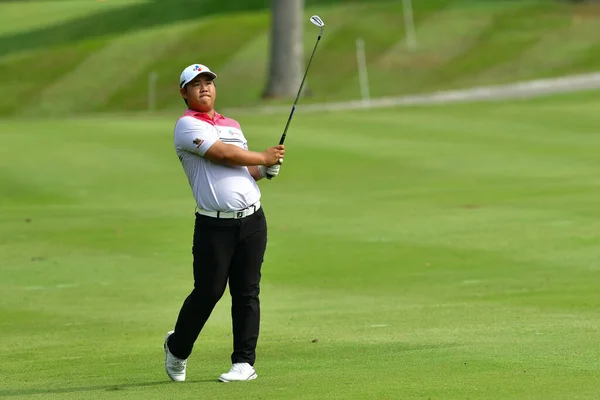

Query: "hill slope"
<box><xmin>1</xmin><ymin>0</ymin><xmax>600</xmax><ymax>116</ymax></box>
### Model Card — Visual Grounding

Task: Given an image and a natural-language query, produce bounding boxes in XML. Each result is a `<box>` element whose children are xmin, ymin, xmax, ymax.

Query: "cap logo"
<box><xmin>193</xmin><ymin>65</ymin><xmax>203</xmax><ymax>72</ymax></box>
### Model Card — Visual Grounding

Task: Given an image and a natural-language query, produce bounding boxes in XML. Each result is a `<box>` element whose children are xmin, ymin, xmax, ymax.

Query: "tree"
<box><xmin>263</xmin><ymin>0</ymin><xmax>304</xmax><ymax>99</ymax></box>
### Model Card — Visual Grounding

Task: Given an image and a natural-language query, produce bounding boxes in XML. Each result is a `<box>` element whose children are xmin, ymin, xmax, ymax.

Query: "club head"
<box><xmin>310</xmin><ymin>15</ymin><xmax>325</xmax><ymax>28</ymax></box>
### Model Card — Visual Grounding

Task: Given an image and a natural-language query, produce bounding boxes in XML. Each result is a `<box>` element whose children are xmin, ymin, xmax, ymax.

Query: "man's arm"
<box><xmin>204</xmin><ymin>140</ymin><xmax>270</xmax><ymax>166</ymax></box>
<box><xmin>174</xmin><ymin>117</ymin><xmax>283</xmax><ymax>167</ymax></box>
<box><xmin>248</xmin><ymin>166</ymin><xmax>263</xmax><ymax>181</ymax></box>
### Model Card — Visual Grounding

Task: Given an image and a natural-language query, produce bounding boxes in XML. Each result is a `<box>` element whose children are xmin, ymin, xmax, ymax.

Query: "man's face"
<box><xmin>181</xmin><ymin>74</ymin><xmax>216</xmax><ymax>112</ymax></box>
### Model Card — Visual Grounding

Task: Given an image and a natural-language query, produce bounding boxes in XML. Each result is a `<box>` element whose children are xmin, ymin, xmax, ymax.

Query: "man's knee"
<box><xmin>190</xmin><ymin>285</ymin><xmax>226</xmax><ymax>306</ymax></box>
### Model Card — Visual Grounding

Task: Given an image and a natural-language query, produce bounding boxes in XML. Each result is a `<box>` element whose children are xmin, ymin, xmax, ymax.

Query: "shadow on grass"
<box><xmin>0</xmin><ymin>0</ymin><xmax>268</xmax><ymax>57</ymax></box>
<box><xmin>0</xmin><ymin>379</ymin><xmax>217</xmax><ymax>397</ymax></box>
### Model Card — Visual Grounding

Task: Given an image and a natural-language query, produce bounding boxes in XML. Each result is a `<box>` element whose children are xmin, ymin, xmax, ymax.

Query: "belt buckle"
<box><xmin>236</xmin><ymin>211</ymin><xmax>244</xmax><ymax>219</ymax></box>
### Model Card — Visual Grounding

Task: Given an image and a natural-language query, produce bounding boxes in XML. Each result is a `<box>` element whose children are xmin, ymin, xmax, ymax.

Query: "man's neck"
<box><xmin>190</xmin><ymin>108</ymin><xmax>215</xmax><ymax>119</ymax></box>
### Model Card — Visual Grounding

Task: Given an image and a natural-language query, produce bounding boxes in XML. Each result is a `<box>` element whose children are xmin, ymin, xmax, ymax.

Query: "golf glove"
<box><xmin>258</xmin><ymin>165</ymin><xmax>280</xmax><ymax>179</ymax></box>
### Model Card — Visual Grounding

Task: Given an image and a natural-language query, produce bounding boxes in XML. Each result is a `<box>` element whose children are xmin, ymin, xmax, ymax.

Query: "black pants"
<box><xmin>168</xmin><ymin>207</ymin><xmax>267</xmax><ymax>366</ymax></box>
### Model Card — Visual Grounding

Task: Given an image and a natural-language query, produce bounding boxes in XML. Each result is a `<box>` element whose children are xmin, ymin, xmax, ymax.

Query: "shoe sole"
<box><xmin>218</xmin><ymin>372</ymin><xmax>258</xmax><ymax>383</ymax></box>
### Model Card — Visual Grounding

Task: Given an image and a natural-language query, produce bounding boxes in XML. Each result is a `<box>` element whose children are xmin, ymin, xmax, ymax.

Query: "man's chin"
<box><xmin>191</xmin><ymin>102</ymin><xmax>213</xmax><ymax>112</ymax></box>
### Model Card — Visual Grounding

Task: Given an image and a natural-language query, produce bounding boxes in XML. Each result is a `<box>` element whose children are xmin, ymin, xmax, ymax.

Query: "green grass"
<box><xmin>2</xmin><ymin>91</ymin><xmax>600</xmax><ymax>399</ymax></box>
<box><xmin>3</xmin><ymin>0</ymin><xmax>600</xmax><ymax>116</ymax></box>
<box><xmin>0</xmin><ymin>0</ymin><xmax>145</xmax><ymax>37</ymax></box>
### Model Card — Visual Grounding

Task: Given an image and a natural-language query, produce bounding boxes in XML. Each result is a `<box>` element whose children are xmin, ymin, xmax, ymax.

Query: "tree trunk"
<box><xmin>263</xmin><ymin>0</ymin><xmax>304</xmax><ymax>99</ymax></box>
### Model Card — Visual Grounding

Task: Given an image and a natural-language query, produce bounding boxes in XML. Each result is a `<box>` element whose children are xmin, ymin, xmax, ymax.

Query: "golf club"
<box><xmin>267</xmin><ymin>15</ymin><xmax>325</xmax><ymax>180</ymax></box>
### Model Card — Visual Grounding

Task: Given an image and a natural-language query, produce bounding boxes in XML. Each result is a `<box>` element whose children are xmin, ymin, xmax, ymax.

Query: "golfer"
<box><xmin>164</xmin><ymin>63</ymin><xmax>284</xmax><ymax>383</ymax></box>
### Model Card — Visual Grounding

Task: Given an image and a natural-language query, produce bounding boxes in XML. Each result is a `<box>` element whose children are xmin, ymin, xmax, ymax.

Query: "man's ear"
<box><xmin>180</xmin><ymin>87</ymin><xmax>187</xmax><ymax>100</ymax></box>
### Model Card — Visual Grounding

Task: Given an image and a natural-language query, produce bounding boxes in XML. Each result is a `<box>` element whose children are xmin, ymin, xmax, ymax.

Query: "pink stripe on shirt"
<box><xmin>181</xmin><ymin>109</ymin><xmax>241</xmax><ymax>130</ymax></box>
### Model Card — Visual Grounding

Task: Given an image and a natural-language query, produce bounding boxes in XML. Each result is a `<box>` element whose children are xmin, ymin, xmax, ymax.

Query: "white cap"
<box><xmin>180</xmin><ymin>64</ymin><xmax>217</xmax><ymax>88</ymax></box>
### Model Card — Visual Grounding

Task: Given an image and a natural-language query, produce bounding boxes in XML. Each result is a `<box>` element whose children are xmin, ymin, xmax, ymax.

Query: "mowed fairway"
<box><xmin>1</xmin><ymin>92</ymin><xmax>600</xmax><ymax>399</ymax></box>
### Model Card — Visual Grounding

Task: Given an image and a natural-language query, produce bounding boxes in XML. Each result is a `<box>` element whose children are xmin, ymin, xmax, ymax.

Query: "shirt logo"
<box><xmin>193</xmin><ymin>138</ymin><xmax>204</xmax><ymax>148</ymax></box>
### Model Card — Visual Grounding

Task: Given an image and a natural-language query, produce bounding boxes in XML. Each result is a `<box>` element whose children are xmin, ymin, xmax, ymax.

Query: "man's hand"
<box><xmin>262</xmin><ymin>145</ymin><xmax>285</xmax><ymax>166</ymax></box>
<box><xmin>266</xmin><ymin>165</ymin><xmax>280</xmax><ymax>177</ymax></box>
<box><xmin>258</xmin><ymin>164</ymin><xmax>280</xmax><ymax>179</ymax></box>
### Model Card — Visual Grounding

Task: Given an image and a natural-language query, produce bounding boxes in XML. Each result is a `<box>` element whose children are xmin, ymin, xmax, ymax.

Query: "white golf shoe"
<box><xmin>164</xmin><ymin>331</ymin><xmax>187</xmax><ymax>382</ymax></box>
<box><xmin>218</xmin><ymin>363</ymin><xmax>258</xmax><ymax>382</ymax></box>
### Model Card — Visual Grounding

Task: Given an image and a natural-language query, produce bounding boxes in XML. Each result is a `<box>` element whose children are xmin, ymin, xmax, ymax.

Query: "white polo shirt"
<box><xmin>173</xmin><ymin>109</ymin><xmax>261</xmax><ymax>212</ymax></box>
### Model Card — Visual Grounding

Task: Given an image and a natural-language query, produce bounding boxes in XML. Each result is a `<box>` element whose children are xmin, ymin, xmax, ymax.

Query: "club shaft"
<box><xmin>279</xmin><ymin>33</ymin><xmax>322</xmax><ymax>145</ymax></box>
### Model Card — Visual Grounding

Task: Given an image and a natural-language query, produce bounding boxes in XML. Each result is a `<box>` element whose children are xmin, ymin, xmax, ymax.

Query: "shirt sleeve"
<box><xmin>174</xmin><ymin>116</ymin><xmax>219</xmax><ymax>156</ymax></box>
